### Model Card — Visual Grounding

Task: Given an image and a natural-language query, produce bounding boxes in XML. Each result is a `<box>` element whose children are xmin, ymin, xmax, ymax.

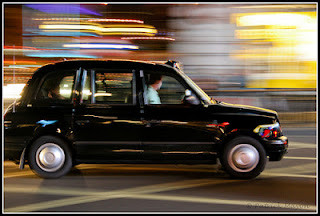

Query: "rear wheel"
<box><xmin>220</xmin><ymin>136</ymin><xmax>267</xmax><ymax>179</ymax></box>
<box><xmin>28</xmin><ymin>136</ymin><xmax>72</xmax><ymax>178</ymax></box>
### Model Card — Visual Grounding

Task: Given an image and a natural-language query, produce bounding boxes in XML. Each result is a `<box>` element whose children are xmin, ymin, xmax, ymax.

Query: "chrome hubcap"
<box><xmin>228</xmin><ymin>144</ymin><xmax>259</xmax><ymax>172</ymax></box>
<box><xmin>36</xmin><ymin>143</ymin><xmax>65</xmax><ymax>172</ymax></box>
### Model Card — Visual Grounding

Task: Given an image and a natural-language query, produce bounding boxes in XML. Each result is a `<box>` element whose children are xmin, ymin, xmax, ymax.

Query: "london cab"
<box><xmin>4</xmin><ymin>60</ymin><xmax>288</xmax><ymax>179</ymax></box>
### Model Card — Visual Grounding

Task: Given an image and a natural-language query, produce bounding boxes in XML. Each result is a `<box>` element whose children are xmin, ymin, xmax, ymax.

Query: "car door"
<box><xmin>73</xmin><ymin>66</ymin><xmax>142</xmax><ymax>162</ymax></box>
<box><xmin>139</xmin><ymin>69</ymin><xmax>221</xmax><ymax>162</ymax></box>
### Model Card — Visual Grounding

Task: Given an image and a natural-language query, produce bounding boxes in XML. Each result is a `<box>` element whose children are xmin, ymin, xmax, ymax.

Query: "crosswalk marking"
<box><xmin>128</xmin><ymin>193</ymin><xmax>316</xmax><ymax>211</ymax></box>
<box><xmin>3</xmin><ymin>138</ymin><xmax>317</xmax><ymax>212</ymax></box>
<box><xmin>4</xmin><ymin>179</ymin><xmax>242</xmax><ymax>212</ymax></box>
<box><xmin>4</xmin><ymin>177</ymin><xmax>316</xmax><ymax>212</ymax></box>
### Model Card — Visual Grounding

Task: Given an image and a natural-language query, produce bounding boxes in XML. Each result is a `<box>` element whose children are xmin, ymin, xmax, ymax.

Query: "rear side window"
<box><xmin>36</xmin><ymin>71</ymin><xmax>75</xmax><ymax>104</ymax></box>
<box><xmin>81</xmin><ymin>69</ymin><xmax>135</xmax><ymax>105</ymax></box>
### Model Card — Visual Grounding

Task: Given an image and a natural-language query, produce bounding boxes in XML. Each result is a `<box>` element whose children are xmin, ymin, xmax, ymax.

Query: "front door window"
<box><xmin>144</xmin><ymin>72</ymin><xmax>200</xmax><ymax>105</ymax></box>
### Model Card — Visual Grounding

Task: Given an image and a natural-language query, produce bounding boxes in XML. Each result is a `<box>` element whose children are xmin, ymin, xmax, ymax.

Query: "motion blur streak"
<box><xmin>88</xmin><ymin>18</ymin><xmax>144</xmax><ymax>23</ymax></box>
<box><xmin>63</xmin><ymin>43</ymin><xmax>139</xmax><ymax>50</ymax></box>
<box><xmin>121</xmin><ymin>36</ymin><xmax>175</xmax><ymax>41</ymax></box>
<box><xmin>39</xmin><ymin>24</ymin><xmax>158</xmax><ymax>35</ymax></box>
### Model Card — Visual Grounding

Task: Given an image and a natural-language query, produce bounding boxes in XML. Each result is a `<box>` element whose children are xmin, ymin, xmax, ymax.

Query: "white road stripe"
<box><xmin>261</xmin><ymin>172</ymin><xmax>316</xmax><ymax>179</ymax></box>
<box><xmin>127</xmin><ymin>193</ymin><xmax>316</xmax><ymax>211</ymax></box>
<box><xmin>265</xmin><ymin>163</ymin><xmax>316</xmax><ymax>177</ymax></box>
<box><xmin>4</xmin><ymin>172</ymin><xmax>35</xmax><ymax>179</ymax></box>
<box><xmin>5</xmin><ymin>183</ymin><xmax>316</xmax><ymax>212</ymax></box>
<box><xmin>283</xmin><ymin>156</ymin><xmax>316</xmax><ymax>160</ymax></box>
<box><xmin>5</xmin><ymin>178</ymin><xmax>235</xmax><ymax>212</ymax></box>
<box><xmin>287</xmin><ymin>135</ymin><xmax>315</xmax><ymax>137</ymax></box>
<box><xmin>288</xmin><ymin>142</ymin><xmax>316</xmax><ymax>149</ymax></box>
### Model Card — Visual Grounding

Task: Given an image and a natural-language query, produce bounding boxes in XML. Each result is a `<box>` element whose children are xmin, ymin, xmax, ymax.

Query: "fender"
<box><xmin>18</xmin><ymin>119</ymin><xmax>74</xmax><ymax>169</ymax></box>
<box><xmin>217</xmin><ymin>126</ymin><xmax>262</xmax><ymax>157</ymax></box>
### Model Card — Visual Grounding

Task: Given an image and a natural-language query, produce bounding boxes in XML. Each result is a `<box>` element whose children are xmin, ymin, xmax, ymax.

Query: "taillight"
<box><xmin>261</xmin><ymin>129</ymin><xmax>271</xmax><ymax>138</ymax></box>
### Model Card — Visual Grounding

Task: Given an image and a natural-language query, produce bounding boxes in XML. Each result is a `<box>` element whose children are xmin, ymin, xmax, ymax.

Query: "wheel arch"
<box><xmin>24</xmin><ymin>132</ymin><xmax>75</xmax><ymax>164</ymax></box>
<box><xmin>218</xmin><ymin>128</ymin><xmax>263</xmax><ymax>157</ymax></box>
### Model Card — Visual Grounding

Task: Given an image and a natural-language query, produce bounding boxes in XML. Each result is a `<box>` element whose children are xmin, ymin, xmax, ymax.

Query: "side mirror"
<box><xmin>185</xmin><ymin>89</ymin><xmax>192</xmax><ymax>97</ymax></box>
<box><xmin>183</xmin><ymin>89</ymin><xmax>200</xmax><ymax>105</ymax></box>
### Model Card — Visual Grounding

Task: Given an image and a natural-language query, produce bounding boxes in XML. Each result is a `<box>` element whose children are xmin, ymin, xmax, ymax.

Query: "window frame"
<box><xmin>80</xmin><ymin>68</ymin><xmax>137</xmax><ymax>106</ymax></box>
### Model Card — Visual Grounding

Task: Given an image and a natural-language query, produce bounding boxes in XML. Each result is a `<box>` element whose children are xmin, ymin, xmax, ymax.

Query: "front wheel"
<box><xmin>28</xmin><ymin>136</ymin><xmax>72</xmax><ymax>179</ymax></box>
<box><xmin>220</xmin><ymin>136</ymin><xmax>267</xmax><ymax>179</ymax></box>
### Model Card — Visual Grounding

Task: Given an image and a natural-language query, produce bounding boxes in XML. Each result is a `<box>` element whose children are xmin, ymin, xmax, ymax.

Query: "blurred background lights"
<box><xmin>3</xmin><ymin>84</ymin><xmax>26</xmax><ymax>99</ymax></box>
<box><xmin>25</xmin><ymin>4</ymin><xmax>102</xmax><ymax>16</ymax></box>
<box><xmin>231</xmin><ymin>11</ymin><xmax>317</xmax><ymax>88</ymax></box>
<box><xmin>236</xmin><ymin>13</ymin><xmax>314</xmax><ymax>27</ymax></box>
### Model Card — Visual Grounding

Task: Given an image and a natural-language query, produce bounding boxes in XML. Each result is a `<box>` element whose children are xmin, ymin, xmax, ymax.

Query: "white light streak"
<box><xmin>121</xmin><ymin>36</ymin><xmax>175</xmax><ymax>41</ymax></box>
<box><xmin>39</xmin><ymin>24</ymin><xmax>157</xmax><ymax>35</ymax></box>
<box><xmin>3</xmin><ymin>84</ymin><xmax>26</xmax><ymax>99</ymax></box>
<box><xmin>63</xmin><ymin>43</ymin><xmax>139</xmax><ymax>50</ymax></box>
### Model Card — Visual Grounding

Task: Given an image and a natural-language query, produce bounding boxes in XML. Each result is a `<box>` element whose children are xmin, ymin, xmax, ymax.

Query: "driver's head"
<box><xmin>149</xmin><ymin>74</ymin><xmax>162</xmax><ymax>90</ymax></box>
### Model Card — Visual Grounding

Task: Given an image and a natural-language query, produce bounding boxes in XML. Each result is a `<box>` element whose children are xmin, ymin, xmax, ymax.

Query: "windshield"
<box><xmin>179</xmin><ymin>71</ymin><xmax>215</xmax><ymax>105</ymax></box>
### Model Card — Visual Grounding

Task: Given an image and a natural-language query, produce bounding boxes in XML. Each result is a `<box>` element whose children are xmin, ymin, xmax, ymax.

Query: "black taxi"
<box><xmin>4</xmin><ymin>60</ymin><xmax>288</xmax><ymax>179</ymax></box>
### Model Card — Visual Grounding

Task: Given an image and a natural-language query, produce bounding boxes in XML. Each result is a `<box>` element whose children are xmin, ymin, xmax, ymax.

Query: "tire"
<box><xmin>28</xmin><ymin>136</ymin><xmax>72</xmax><ymax>179</ymax></box>
<box><xmin>220</xmin><ymin>136</ymin><xmax>267</xmax><ymax>179</ymax></box>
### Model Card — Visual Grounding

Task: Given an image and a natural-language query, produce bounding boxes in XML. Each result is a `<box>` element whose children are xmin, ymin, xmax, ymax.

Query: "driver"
<box><xmin>146</xmin><ymin>74</ymin><xmax>162</xmax><ymax>104</ymax></box>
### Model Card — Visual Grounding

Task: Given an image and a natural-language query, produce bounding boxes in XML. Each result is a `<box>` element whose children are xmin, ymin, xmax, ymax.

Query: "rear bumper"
<box><xmin>263</xmin><ymin>136</ymin><xmax>288</xmax><ymax>161</ymax></box>
<box><xmin>4</xmin><ymin>137</ymin><xmax>26</xmax><ymax>161</ymax></box>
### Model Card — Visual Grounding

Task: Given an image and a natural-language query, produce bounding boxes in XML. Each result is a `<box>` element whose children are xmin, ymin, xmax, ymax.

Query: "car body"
<box><xmin>4</xmin><ymin>59</ymin><xmax>288</xmax><ymax>179</ymax></box>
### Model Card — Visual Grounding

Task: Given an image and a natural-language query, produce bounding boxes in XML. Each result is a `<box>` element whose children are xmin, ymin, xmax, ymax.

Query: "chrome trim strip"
<box><xmin>75</xmin><ymin>141</ymin><xmax>215</xmax><ymax>145</ymax></box>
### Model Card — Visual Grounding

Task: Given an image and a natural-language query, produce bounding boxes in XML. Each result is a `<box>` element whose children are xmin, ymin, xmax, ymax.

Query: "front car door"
<box><xmin>139</xmin><ymin>68</ymin><xmax>222</xmax><ymax>163</ymax></box>
<box><xmin>73</xmin><ymin>65</ymin><xmax>142</xmax><ymax>163</ymax></box>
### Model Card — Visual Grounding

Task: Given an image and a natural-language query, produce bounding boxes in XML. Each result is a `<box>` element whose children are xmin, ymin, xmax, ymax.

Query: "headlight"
<box><xmin>253</xmin><ymin>122</ymin><xmax>282</xmax><ymax>138</ymax></box>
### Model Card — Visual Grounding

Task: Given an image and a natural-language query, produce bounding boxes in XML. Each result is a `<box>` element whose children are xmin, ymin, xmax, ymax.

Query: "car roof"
<box><xmin>32</xmin><ymin>59</ymin><xmax>179</xmax><ymax>79</ymax></box>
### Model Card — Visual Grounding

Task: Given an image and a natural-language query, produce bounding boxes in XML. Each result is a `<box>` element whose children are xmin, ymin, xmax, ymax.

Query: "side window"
<box><xmin>36</xmin><ymin>71</ymin><xmax>75</xmax><ymax>103</ymax></box>
<box><xmin>82</xmin><ymin>69</ymin><xmax>134</xmax><ymax>105</ymax></box>
<box><xmin>159</xmin><ymin>76</ymin><xmax>186</xmax><ymax>104</ymax></box>
<box><xmin>145</xmin><ymin>72</ymin><xmax>201</xmax><ymax>105</ymax></box>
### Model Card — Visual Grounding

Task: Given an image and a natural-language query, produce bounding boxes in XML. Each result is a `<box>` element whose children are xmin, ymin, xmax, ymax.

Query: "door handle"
<box><xmin>75</xmin><ymin>120</ymin><xmax>90</xmax><ymax>125</ymax></box>
<box><xmin>142</xmin><ymin>120</ymin><xmax>160</xmax><ymax>127</ymax></box>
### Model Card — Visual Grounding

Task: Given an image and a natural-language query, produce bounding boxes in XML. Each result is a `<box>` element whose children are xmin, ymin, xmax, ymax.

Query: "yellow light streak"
<box><xmin>39</xmin><ymin>24</ymin><xmax>158</xmax><ymax>35</ymax></box>
<box><xmin>41</xmin><ymin>30</ymin><xmax>155</xmax><ymax>36</ymax></box>
<box><xmin>236</xmin><ymin>12</ymin><xmax>314</xmax><ymax>27</ymax></box>
<box><xmin>232</xmin><ymin>4</ymin><xmax>316</xmax><ymax>9</ymax></box>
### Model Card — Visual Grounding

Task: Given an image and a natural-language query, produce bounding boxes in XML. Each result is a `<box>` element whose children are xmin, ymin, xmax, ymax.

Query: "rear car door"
<box><xmin>4</xmin><ymin>68</ymin><xmax>79</xmax><ymax>161</ymax></box>
<box><xmin>73</xmin><ymin>66</ymin><xmax>142</xmax><ymax>163</ymax></box>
